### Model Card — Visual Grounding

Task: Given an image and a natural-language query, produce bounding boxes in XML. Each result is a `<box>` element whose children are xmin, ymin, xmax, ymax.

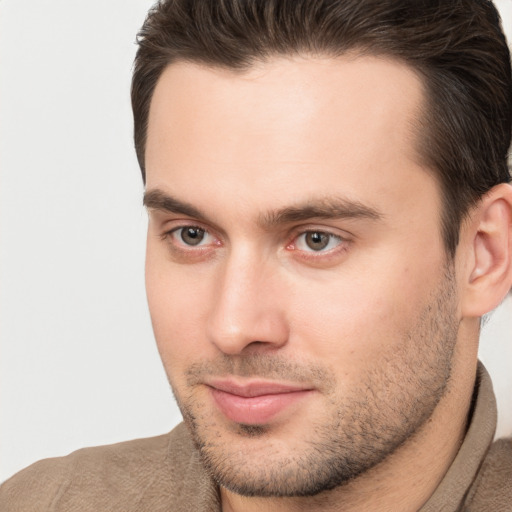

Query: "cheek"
<box><xmin>145</xmin><ymin>245</ymin><xmax>215</xmax><ymax>372</ymax></box>
<box><xmin>287</xmin><ymin>258</ymin><xmax>441</xmax><ymax>373</ymax></box>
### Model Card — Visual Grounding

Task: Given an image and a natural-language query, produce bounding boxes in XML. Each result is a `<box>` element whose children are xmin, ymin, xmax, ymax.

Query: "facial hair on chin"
<box><xmin>169</xmin><ymin>267</ymin><xmax>459</xmax><ymax>497</ymax></box>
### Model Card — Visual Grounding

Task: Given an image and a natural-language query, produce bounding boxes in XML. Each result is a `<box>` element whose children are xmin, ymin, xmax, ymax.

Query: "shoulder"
<box><xmin>0</xmin><ymin>423</ymin><xmax>209</xmax><ymax>512</ymax></box>
<box><xmin>465</xmin><ymin>437</ymin><xmax>512</xmax><ymax>511</ymax></box>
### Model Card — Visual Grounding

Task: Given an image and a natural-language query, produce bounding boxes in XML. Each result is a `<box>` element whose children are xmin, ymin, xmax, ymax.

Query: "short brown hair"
<box><xmin>132</xmin><ymin>0</ymin><xmax>512</xmax><ymax>255</ymax></box>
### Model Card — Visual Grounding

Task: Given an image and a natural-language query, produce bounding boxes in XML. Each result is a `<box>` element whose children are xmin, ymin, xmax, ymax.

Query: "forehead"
<box><xmin>145</xmin><ymin>55</ymin><xmax>434</xmax><ymax>222</ymax></box>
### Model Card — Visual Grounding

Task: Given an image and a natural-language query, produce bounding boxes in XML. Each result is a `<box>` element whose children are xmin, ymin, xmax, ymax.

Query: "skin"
<box><xmin>143</xmin><ymin>56</ymin><xmax>507</xmax><ymax>511</ymax></box>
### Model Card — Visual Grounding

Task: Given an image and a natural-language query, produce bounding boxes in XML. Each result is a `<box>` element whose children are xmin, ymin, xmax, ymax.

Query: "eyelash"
<box><xmin>161</xmin><ymin>225</ymin><xmax>220</xmax><ymax>256</ymax></box>
<box><xmin>290</xmin><ymin>231</ymin><xmax>343</xmax><ymax>252</ymax></box>
<box><xmin>285</xmin><ymin>229</ymin><xmax>349</xmax><ymax>264</ymax></box>
<box><xmin>167</xmin><ymin>226</ymin><xmax>214</xmax><ymax>245</ymax></box>
<box><xmin>161</xmin><ymin>224</ymin><xmax>349</xmax><ymax>261</ymax></box>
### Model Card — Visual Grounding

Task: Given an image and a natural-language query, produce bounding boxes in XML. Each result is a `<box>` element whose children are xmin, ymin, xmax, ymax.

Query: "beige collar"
<box><xmin>419</xmin><ymin>362</ymin><xmax>497</xmax><ymax>511</ymax></box>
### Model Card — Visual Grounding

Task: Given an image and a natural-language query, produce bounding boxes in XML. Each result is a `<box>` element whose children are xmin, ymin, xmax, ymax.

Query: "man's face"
<box><xmin>144</xmin><ymin>56</ymin><xmax>460</xmax><ymax>496</ymax></box>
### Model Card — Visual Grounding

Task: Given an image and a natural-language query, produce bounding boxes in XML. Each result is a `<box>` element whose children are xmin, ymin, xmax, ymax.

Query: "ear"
<box><xmin>460</xmin><ymin>183</ymin><xmax>512</xmax><ymax>317</ymax></box>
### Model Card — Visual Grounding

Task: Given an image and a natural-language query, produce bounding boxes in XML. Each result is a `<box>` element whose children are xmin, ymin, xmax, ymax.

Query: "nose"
<box><xmin>206</xmin><ymin>249</ymin><xmax>289</xmax><ymax>355</ymax></box>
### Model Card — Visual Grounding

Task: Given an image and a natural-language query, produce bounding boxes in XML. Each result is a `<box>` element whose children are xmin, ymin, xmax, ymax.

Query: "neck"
<box><xmin>221</xmin><ymin>344</ymin><xmax>478</xmax><ymax>512</ymax></box>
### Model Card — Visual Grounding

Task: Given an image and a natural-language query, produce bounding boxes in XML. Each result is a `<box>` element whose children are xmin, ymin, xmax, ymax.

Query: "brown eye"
<box><xmin>180</xmin><ymin>227</ymin><xmax>206</xmax><ymax>246</ymax></box>
<box><xmin>304</xmin><ymin>232</ymin><xmax>330</xmax><ymax>251</ymax></box>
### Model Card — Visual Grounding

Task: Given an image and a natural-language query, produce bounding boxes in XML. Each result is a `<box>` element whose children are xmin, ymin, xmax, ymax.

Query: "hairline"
<box><xmin>142</xmin><ymin>50</ymin><xmax>455</xmax><ymax>256</ymax></box>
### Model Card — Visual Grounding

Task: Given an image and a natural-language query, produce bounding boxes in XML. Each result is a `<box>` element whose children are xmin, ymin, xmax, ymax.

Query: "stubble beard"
<box><xmin>170</xmin><ymin>268</ymin><xmax>459</xmax><ymax>497</ymax></box>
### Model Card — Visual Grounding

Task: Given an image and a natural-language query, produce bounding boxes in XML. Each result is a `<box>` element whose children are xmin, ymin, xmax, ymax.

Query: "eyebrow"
<box><xmin>260</xmin><ymin>198</ymin><xmax>383</xmax><ymax>227</ymax></box>
<box><xmin>144</xmin><ymin>189</ymin><xmax>208</xmax><ymax>221</ymax></box>
<box><xmin>143</xmin><ymin>188</ymin><xmax>383</xmax><ymax>227</ymax></box>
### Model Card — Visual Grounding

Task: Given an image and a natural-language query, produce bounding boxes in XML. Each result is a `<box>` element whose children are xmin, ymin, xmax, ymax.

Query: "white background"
<box><xmin>1</xmin><ymin>0</ymin><xmax>511</xmax><ymax>483</ymax></box>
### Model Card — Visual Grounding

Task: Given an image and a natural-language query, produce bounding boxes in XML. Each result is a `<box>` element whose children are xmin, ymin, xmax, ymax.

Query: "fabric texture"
<box><xmin>1</xmin><ymin>364</ymin><xmax>510</xmax><ymax>511</ymax></box>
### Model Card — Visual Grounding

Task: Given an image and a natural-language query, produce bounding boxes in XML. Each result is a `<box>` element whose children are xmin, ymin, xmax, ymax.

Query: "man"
<box><xmin>1</xmin><ymin>0</ymin><xmax>511</xmax><ymax>510</ymax></box>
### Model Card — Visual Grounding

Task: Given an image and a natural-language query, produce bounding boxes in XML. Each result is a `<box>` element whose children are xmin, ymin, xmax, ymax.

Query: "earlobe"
<box><xmin>461</xmin><ymin>183</ymin><xmax>512</xmax><ymax>317</ymax></box>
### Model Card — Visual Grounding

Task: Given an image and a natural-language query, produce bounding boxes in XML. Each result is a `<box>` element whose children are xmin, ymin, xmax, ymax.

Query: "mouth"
<box><xmin>206</xmin><ymin>379</ymin><xmax>314</xmax><ymax>425</ymax></box>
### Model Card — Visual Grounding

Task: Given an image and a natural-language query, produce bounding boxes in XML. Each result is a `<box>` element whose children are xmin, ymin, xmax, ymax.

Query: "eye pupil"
<box><xmin>305</xmin><ymin>231</ymin><xmax>329</xmax><ymax>251</ymax></box>
<box><xmin>181</xmin><ymin>227</ymin><xmax>205</xmax><ymax>246</ymax></box>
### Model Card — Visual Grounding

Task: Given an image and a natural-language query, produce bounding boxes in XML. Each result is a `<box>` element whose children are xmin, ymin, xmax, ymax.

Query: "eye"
<box><xmin>170</xmin><ymin>226</ymin><xmax>213</xmax><ymax>247</ymax></box>
<box><xmin>294</xmin><ymin>231</ymin><xmax>343</xmax><ymax>252</ymax></box>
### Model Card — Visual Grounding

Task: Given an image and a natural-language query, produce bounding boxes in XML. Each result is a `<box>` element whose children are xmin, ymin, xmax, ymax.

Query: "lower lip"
<box><xmin>210</xmin><ymin>388</ymin><xmax>311</xmax><ymax>425</ymax></box>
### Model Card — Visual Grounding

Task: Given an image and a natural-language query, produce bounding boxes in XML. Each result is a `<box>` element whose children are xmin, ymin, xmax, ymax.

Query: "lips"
<box><xmin>207</xmin><ymin>379</ymin><xmax>313</xmax><ymax>425</ymax></box>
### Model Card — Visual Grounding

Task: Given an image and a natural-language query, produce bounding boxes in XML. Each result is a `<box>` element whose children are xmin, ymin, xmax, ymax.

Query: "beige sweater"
<box><xmin>1</xmin><ymin>365</ymin><xmax>511</xmax><ymax>511</ymax></box>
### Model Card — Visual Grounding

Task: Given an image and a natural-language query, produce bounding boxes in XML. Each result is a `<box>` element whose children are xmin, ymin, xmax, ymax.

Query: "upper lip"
<box><xmin>206</xmin><ymin>379</ymin><xmax>312</xmax><ymax>398</ymax></box>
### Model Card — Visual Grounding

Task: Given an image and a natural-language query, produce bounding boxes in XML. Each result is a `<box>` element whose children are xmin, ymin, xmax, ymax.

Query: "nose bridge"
<box><xmin>207</xmin><ymin>244</ymin><xmax>288</xmax><ymax>354</ymax></box>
